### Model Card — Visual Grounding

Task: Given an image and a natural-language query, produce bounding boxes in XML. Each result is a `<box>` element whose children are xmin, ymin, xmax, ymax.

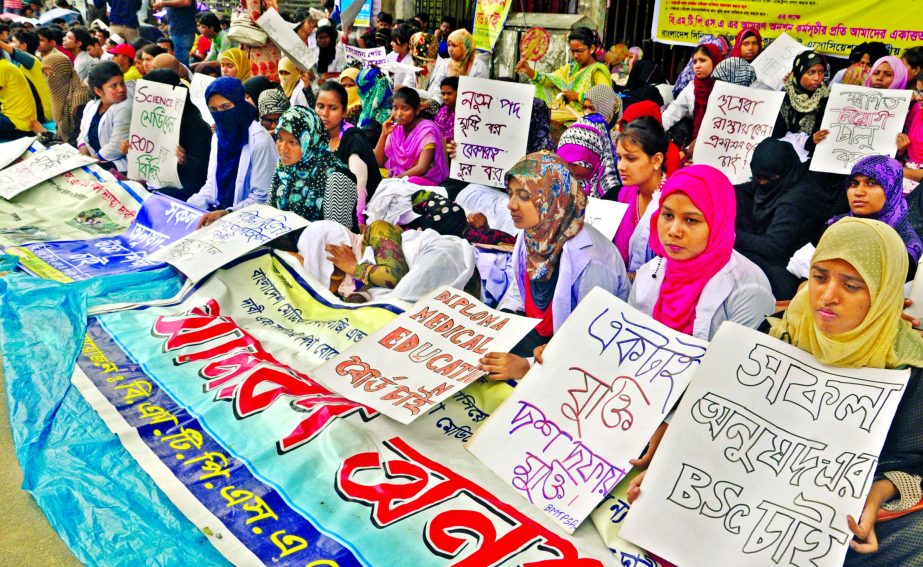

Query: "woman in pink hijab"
<box><xmin>866</xmin><ymin>55</ymin><xmax>909</xmax><ymax>90</ymax></box>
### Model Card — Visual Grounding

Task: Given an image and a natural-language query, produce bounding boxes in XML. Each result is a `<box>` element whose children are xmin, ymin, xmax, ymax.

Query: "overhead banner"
<box><xmin>10</xmin><ymin>193</ymin><xmax>202</xmax><ymax>282</ymax></box>
<box><xmin>127</xmin><ymin>80</ymin><xmax>187</xmax><ymax>188</ymax></box>
<box><xmin>620</xmin><ymin>322</ymin><xmax>909</xmax><ymax>567</ymax></box>
<box><xmin>652</xmin><ymin>0</ymin><xmax>916</xmax><ymax>57</ymax></box>
<box><xmin>73</xmin><ymin>248</ymin><xmax>614</xmax><ymax>565</ymax></box>
<box><xmin>473</xmin><ymin>0</ymin><xmax>513</xmax><ymax>53</ymax></box>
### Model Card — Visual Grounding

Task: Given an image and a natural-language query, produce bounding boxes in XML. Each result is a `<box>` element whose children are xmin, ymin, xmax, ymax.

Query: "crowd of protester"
<box><xmin>2</xmin><ymin>2</ymin><xmax>923</xmax><ymax>561</ymax></box>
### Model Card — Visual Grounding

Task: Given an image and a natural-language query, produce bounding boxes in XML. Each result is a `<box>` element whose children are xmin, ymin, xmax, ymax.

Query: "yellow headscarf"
<box><xmin>339</xmin><ymin>67</ymin><xmax>361</xmax><ymax>109</ymax></box>
<box><xmin>278</xmin><ymin>56</ymin><xmax>301</xmax><ymax>97</ymax></box>
<box><xmin>220</xmin><ymin>48</ymin><xmax>252</xmax><ymax>82</ymax></box>
<box><xmin>447</xmin><ymin>29</ymin><xmax>475</xmax><ymax>77</ymax></box>
<box><xmin>769</xmin><ymin>217</ymin><xmax>923</xmax><ymax>369</ymax></box>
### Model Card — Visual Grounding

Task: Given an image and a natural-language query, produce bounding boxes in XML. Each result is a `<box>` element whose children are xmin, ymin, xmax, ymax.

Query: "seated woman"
<box><xmin>40</xmin><ymin>51</ymin><xmax>88</xmax><ymax>144</ymax></box>
<box><xmin>270</xmin><ymin>105</ymin><xmax>357</xmax><ymax>229</ymax></box>
<box><xmin>662</xmin><ymin>43</ymin><xmax>722</xmax><ymax>141</ymax></box>
<box><xmin>315</xmin><ymin>25</ymin><xmax>345</xmax><ymax>77</ymax></box>
<box><xmin>257</xmin><ymin>88</ymin><xmax>290</xmax><ymax>138</ymax></box>
<box><xmin>434</xmin><ymin>76</ymin><xmax>457</xmax><ymax>143</ymax></box>
<box><xmin>478</xmin><ymin>151</ymin><xmax>630</xmax><ymax>380</ymax></box>
<box><xmin>629</xmin><ymin>218</ymin><xmax>923</xmax><ymax>566</ymax></box>
<box><xmin>77</xmin><ymin>61</ymin><xmax>131</xmax><ymax>171</ymax></box>
<box><xmin>338</xmin><ymin>66</ymin><xmax>362</xmax><ymax>124</ymax></box>
<box><xmin>630</xmin><ymin>164</ymin><xmax>775</xmax><ymax>341</ymax></box>
<box><xmin>190</xmin><ymin>77</ymin><xmax>278</xmax><ymax>224</ymax></box>
<box><xmin>712</xmin><ymin>56</ymin><xmax>757</xmax><ymax>87</ymax></box>
<box><xmin>731</xmin><ymin>27</ymin><xmax>762</xmax><ymax>62</ymax></box>
<box><xmin>735</xmin><ymin>138</ymin><xmax>829</xmax><ymax>300</ymax></box>
<box><xmin>672</xmin><ymin>35</ymin><xmax>730</xmax><ymax>99</ymax></box>
<box><xmin>557</xmin><ymin>118</ymin><xmax>620</xmax><ymax>198</ymax></box>
<box><xmin>219</xmin><ymin>48</ymin><xmax>252</xmax><ymax>82</ymax></box>
<box><xmin>278</xmin><ymin>56</ymin><xmax>309</xmax><ymax>108</ymax></box>
<box><xmin>427</xmin><ymin>29</ymin><xmax>488</xmax><ymax>105</ymax></box>
<box><xmin>356</xmin><ymin>67</ymin><xmax>393</xmax><ymax>146</ymax></box>
<box><xmin>620</xmin><ymin>101</ymin><xmax>682</xmax><ymax>176</ymax></box>
<box><xmin>613</xmin><ymin>116</ymin><xmax>668</xmax><ymax>267</ymax></box>
<box><xmin>827</xmin><ymin>155</ymin><xmax>922</xmax><ymax>279</ymax></box>
<box><xmin>773</xmin><ymin>50</ymin><xmax>830</xmax><ymax>152</ymax></box>
<box><xmin>385</xmin><ymin>24</ymin><xmax>415</xmax><ymax>89</ymax></box>
<box><xmin>866</xmin><ymin>55</ymin><xmax>908</xmax><ymax>90</ymax></box>
<box><xmin>582</xmin><ymin>84</ymin><xmax>621</xmax><ymax>130</ymax></box>
<box><xmin>409</xmin><ymin>31</ymin><xmax>438</xmax><ymax>90</ymax></box>
<box><xmin>0</xmin><ymin>59</ymin><xmax>37</xmax><ymax>141</ymax></box>
<box><xmin>517</xmin><ymin>27</ymin><xmax>611</xmax><ymax>126</ymax></box>
<box><xmin>374</xmin><ymin>87</ymin><xmax>448</xmax><ymax>186</ymax></box>
<box><xmin>315</xmin><ymin>80</ymin><xmax>382</xmax><ymax>225</ymax></box>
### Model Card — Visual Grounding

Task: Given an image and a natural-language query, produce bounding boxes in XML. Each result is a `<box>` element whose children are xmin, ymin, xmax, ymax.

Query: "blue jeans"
<box><xmin>171</xmin><ymin>33</ymin><xmax>195</xmax><ymax>68</ymax></box>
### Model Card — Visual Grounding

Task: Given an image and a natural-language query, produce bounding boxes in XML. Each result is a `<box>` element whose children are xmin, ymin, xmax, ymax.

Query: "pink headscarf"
<box><xmin>907</xmin><ymin>102</ymin><xmax>923</xmax><ymax>164</ymax></box>
<box><xmin>649</xmin><ymin>165</ymin><xmax>736</xmax><ymax>335</ymax></box>
<box><xmin>865</xmin><ymin>55</ymin><xmax>908</xmax><ymax>90</ymax></box>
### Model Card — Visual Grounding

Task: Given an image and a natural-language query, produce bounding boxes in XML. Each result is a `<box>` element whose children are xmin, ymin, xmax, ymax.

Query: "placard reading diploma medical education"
<box><xmin>468</xmin><ymin>288</ymin><xmax>707</xmax><ymax>533</ymax></box>
<box><xmin>451</xmin><ymin>76</ymin><xmax>533</xmax><ymax>189</ymax></box>
<box><xmin>127</xmin><ymin>79</ymin><xmax>187</xmax><ymax>188</ymax></box>
<box><xmin>311</xmin><ymin>287</ymin><xmax>538</xmax><ymax>424</ymax></box>
<box><xmin>695</xmin><ymin>82</ymin><xmax>784</xmax><ymax>185</ymax></box>
<box><xmin>149</xmin><ymin>205</ymin><xmax>308</xmax><ymax>282</ymax></box>
<box><xmin>810</xmin><ymin>83</ymin><xmax>912</xmax><ymax>175</ymax></box>
<box><xmin>620</xmin><ymin>322</ymin><xmax>909</xmax><ymax>567</ymax></box>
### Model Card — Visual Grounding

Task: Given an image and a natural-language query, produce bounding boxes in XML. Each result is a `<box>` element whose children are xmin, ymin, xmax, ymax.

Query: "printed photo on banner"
<box><xmin>810</xmin><ymin>83</ymin><xmax>912</xmax><ymax>175</ymax></box>
<box><xmin>257</xmin><ymin>8</ymin><xmax>320</xmax><ymax>71</ymax></box>
<box><xmin>451</xmin><ymin>76</ymin><xmax>534</xmax><ymax>189</ymax></box>
<box><xmin>468</xmin><ymin>288</ymin><xmax>707</xmax><ymax>533</ymax></box>
<box><xmin>311</xmin><ymin>287</ymin><xmax>538</xmax><ymax>424</ymax></box>
<box><xmin>750</xmin><ymin>32</ymin><xmax>810</xmax><ymax>91</ymax></box>
<box><xmin>620</xmin><ymin>322</ymin><xmax>909</xmax><ymax>567</ymax></box>
<box><xmin>150</xmin><ymin>204</ymin><xmax>309</xmax><ymax>282</ymax></box>
<box><xmin>695</xmin><ymin>82</ymin><xmax>785</xmax><ymax>184</ymax></box>
<box><xmin>127</xmin><ymin>79</ymin><xmax>187</xmax><ymax>188</ymax></box>
<box><xmin>0</xmin><ymin>143</ymin><xmax>97</xmax><ymax>200</ymax></box>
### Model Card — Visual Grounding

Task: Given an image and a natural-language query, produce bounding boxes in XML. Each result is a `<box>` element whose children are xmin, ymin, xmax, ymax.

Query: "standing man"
<box><xmin>152</xmin><ymin>0</ymin><xmax>196</xmax><ymax>67</ymax></box>
<box><xmin>63</xmin><ymin>27</ymin><xmax>98</xmax><ymax>81</ymax></box>
<box><xmin>93</xmin><ymin>0</ymin><xmax>142</xmax><ymax>43</ymax></box>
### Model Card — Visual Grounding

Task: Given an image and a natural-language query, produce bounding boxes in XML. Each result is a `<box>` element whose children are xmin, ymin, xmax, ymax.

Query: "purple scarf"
<box><xmin>385</xmin><ymin>118</ymin><xmax>449</xmax><ymax>185</ymax></box>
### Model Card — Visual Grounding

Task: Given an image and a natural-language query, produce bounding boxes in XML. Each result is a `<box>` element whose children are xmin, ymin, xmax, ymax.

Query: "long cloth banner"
<box><xmin>73</xmin><ymin>248</ymin><xmax>615</xmax><ymax>565</ymax></box>
<box><xmin>652</xmin><ymin>0</ymin><xmax>917</xmax><ymax>57</ymax></box>
<box><xmin>10</xmin><ymin>193</ymin><xmax>203</xmax><ymax>282</ymax></box>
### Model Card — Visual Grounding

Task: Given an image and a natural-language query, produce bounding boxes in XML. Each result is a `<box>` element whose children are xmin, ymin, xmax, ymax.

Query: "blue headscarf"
<box><xmin>205</xmin><ymin>77</ymin><xmax>254</xmax><ymax>210</ymax></box>
<box><xmin>356</xmin><ymin>67</ymin><xmax>393</xmax><ymax>129</ymax></box>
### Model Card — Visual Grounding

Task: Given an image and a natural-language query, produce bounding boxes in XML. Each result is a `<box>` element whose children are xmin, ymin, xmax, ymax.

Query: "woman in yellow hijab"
<box><xmin>339</xmin><ymin>67</ymin><xmax>361</xmax><ymax>109</ymax></box>
<box><xmin>277</xmin><ymin>56</ymin><xmax>301</xmax><ymax>98</ymax></box>
<box><xmin>219</xmin><ymin>48</ymin><xmax>252</xmax><ymax>82</ymax></box>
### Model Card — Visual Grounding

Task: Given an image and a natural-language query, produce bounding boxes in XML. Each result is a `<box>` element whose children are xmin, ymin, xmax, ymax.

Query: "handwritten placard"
<box><xmin>451</xmin><ymin>76</ymin><xmax>534</xmax><ymax>189</ymax></box>
<box><xmin>149</xmin><ymin>204</ymin><xmax>309</xmax><ymax>282</ymax></box>
<box><xmin>311</xmin><ymin>287</ymin><xmax>538</xmax><ymax>424</ymax></box>
<box><xmin>695</xmin><ymin>82</ymin><xmax>784</xmax><ymax>184</ymax></box>
<box><xmin>189</xmin><ymin>73</ymin><xmax>215</xmax><ymax>126</ymax></box>
<box><xmin>620</xmin><ymin>322</ymin><xmax>909</xmax><ymax>567</ymax></box>
<box><xmin>256</xmin><ymin>8</ymin><xmax>319</xmax><ymax>72</ymax></box>
<box><xmin>585</xmin><ymin>197</ymin><xmax>629</xmax><ymax>241</ymax></box>
<box><xmin>127</xmin><ymin>79</ymin><xmax>186</xmax><ymax>187</ymax></box>
<box><xmin>751</xmin><ymin>32</ymin><xmax>810</xmax><ymax>91</ymax></box>
<box><xmin>519</xmin><ymin>27</ymin><xmax>550</xmax><ymax>62</ymax></box>
<box><xmin>0</xmin><ymin>143</ymin><xmax>96</xmax><ymax>200</ymax></box>
<box><xmin>467</xmin><ymin>289</ymin><xmax>707</xmax><ymax>533</ymax></box>
<box><xmin>0</xmin><ymin>136</ymin><xmax>36</xmax><ymax>171</ymax></box>
<box><xmin>810</xmin><ymin>83</ymin><xmax>912</xmax><ymax>175</ymax></box>
<box><xmin>344</xmin><ymin>44</ymin><xmax>387</xmax><ymax>66</ymax></box>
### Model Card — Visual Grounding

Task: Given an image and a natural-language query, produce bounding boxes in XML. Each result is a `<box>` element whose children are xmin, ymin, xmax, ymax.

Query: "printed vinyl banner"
<box><xmin>473</xmin><ymin>0</ymin><xmax>513</xmax><ymax>53</ymax></box>
<box><xmin>11</xmin><ymin>193</ymin><xmax>203</xmax><ymax>282</ymax></box>
<box><xmin>652</xmin><ymin>0</ymin><xmax>916</xmax><ymax>57</ymax></box>
<box><xmin>73</xmin><ymin>248</ymin><xmax>616</xmax><ymax>565</ymax></box>
<box><xmin>620</xmin><ymin>322</ymin><xmax>909</xmax><ymax>567</ymax></box>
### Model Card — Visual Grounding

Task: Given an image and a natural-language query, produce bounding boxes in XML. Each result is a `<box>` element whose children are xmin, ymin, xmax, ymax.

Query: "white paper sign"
<box><xmin>751</xmin><ymin>32</ymin><xmax>810</xmax><ymax>91</ymax></box>
<box><xmin>127</xmin><ymin>79</ymin><xmax>187</xmax><ymax>187</ymax></box>
<box><xmin>905</xmin><ymin>262</ymin><xmax>923</xmax><ymax>326</ymax></box>
<box><xmin>344</xmin><ymin>44</ymin><xmax>387</xmax><ymax>66</ymax></box>
<box><xmin>467</xmin><ymin>289</ymin><xmax>707</xmax><ymax>533</ymax></box>
<box><xmin>149</xmin><ymin>205</ymin><xmax>309</xmax><ymax>282</ymax></box>
<box><xmin>694</xmin><ymin>82</ymin><xmax>785</xmax><ymax>184</ymax></box>
<box><xmin>0</xmin><ymin>143</ymin><xmax>96</xmax><ymax>200</ymax></box>
<box><xmin>311</xmin><ymin>287</ymin><xmax>538</xmax><ymax>424</ymax></box>
<box><xmin>584</xmin><ymin>197</ymin><xmax>629</xmax><ymax>241</ymax></box>
<box><xmin>810</xmin><ymin>84</ymin><xmax>912</xmax><ymax>175</ymax></box>
<box><xmin>451</xmin><ymin>76</ymin><xmax>533</xmax><ymax>189</ymax></box>
<box><xmin>620</xmin><ymin>322</ymin><xmax>909</xmax><ymax>567</ymax></box>
<box><xmin>189</xmin><ymin>73</ymin><xmax>215</xmax><ymax>126</ymax></box>
<box><xmin>0</xmin><ymin>136</ymin><xmax>36</xmax><ymax>171</ymax></box>
<box><xmin>256</xmin><ymin>8</ymin><xmax>319</xmax><ymax>72</ymax></box>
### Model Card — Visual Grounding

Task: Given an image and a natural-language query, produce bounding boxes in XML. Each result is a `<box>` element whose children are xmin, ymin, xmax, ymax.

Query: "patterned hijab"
<box><xmin>769</xmin><ymin>217</ymin><xmax>923</xmax><ymax>369</ymax></box>
<box><xmin>713</xmin><ymin>57</ymin><xmax>756</xmax><ymax>86</ymax></box>
<box><xmin>828</xmin><ymin>155</ymin><xmax>923</xmax><ymax>262</ymax></box>
<box><xmin>269</xmin><ymin>106</ymin><xmax>352</xmax><ymax>221</ymax></box>
<box><xmin>356</xmin><ymin>67</ymin><xmax>393</xmax><ymax>128</ymax></box>
<box><xmin>42</xmin><ymin>49</ymin><xmax>88</xmax><ymax>142</ymax></box>
<box><xmin>258</xmin><ymin>88</ymin><xmax>290</xmax><ymax>117</ymax></box>
<box><xmin>865</xmin><ymin>55</ymin><xmax>909</xmax><ymax>90</ymax></box>
<box><xmin>843</xmin><ymin>63</ymin><xmax>871</xmax><ymax>86</ymax></box>
<box><xmin>220</xmin><ymin>48</ymin><xmax>252</xmax><ymax>82</ymax></box>
<box><xmin>410</xmin><ymin>31</ymin><xmax>438</xmax><ymax>84</ymax></box>
<box><xmin>584</xmin><ymin>84</ymin><xmax>620</xmax><ymax>123</ymax></box>
<box><xmin>557</xmin><ymin>120</ymin><xmax>617</xmax><ymax>198</ymax></box>
<box><xmin>507</xmin><ymin>151</ymin><xmax>586</xmax><ymax>291</ymax></box>
<box><xmin>781</xmin><ymin>51</ymin><xmax>830</xmax><ymax>134</ymax></box>
<box><xmin>447</xmin><ymin>29</ymin><xmax>475</xmax><ymax>77</ymax></box>
<box><xmin>527</xmin><ymin>98</ymin><xmax>555</xmax><ymax>153</ymax></box>
<box><xmin>278</xmin><ymin>57</ymin><xmax>301</xmax><ymax>97</ymax></box>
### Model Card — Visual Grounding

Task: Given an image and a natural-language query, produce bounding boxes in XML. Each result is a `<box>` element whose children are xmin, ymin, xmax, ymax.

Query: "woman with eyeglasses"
<box><xmin>257</xmin><ymin>88</ymin><xmax>290</xmax><ymax>138</ymax></box>
<box><xmin>188</xmin><ymin>77</ymin><xmax>279</xmax><ymax>227</ymax></box>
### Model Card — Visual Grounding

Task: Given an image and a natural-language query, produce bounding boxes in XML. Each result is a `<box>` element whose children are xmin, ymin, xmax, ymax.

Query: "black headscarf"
<box><xmin>244</xmin><ymin>76</ymin><xmax>278</xmax><ymax>107</ymax></box>
<box><xmin>748</xmin><ymin>138</ymin><xmax>811</xmax><ymax>225</ymax></box>
<box><xmin>779</xmin><ymin>51</ymin><xmax>830</xmax><ymax>135</ymax></box>
<box><xmin>316</xmin><ymin>25</ymin><xmax>338</xmax><ymax>74</ymax></box>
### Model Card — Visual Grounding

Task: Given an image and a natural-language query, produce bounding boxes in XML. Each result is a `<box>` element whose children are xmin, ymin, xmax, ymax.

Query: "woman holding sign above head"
<box><xmin>477</xmin><ymin>152</ymin><xmax>630</xmax><ymax>381</ymax></box>
<box><xmin>77</xmin><ymin>60</ymin><xmax>131</xmax><ymax>172</ymax></box>
<box><xmin>189</xmin><ymin>77</ymin><xmax>278</xmax><ymax>225</ymax></box>
<box><xmin>516</xmin><ymin>27</ymin><xmax>611</xmax><ymax>127</ymax></box>
<box><xmin>374</xmin><ymin>87</ymin><xmax>448</xmax><ymax>186</ymax></box>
